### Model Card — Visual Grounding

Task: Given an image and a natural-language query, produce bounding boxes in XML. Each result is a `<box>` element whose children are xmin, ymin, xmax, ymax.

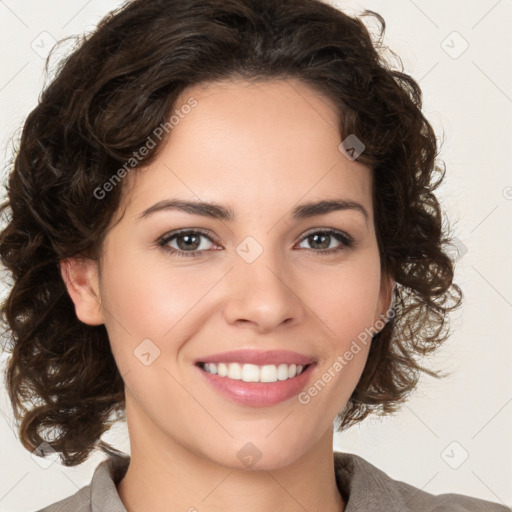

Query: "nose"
<box><xmin>222</xmin><ymin>247</ymin><xmax>306</xmax><ymax>333</ymax></box>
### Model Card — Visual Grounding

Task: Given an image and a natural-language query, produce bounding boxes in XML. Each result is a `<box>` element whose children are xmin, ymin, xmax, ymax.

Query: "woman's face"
<box><xmin>67</xmin><ymin>78</ymin><xmax>393</xmax><ymax>470</ymax></box>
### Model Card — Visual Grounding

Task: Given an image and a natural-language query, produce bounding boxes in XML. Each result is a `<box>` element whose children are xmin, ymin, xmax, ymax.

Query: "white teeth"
<box><xmin>227</xmin><ymin>362</ymin><xmax>242</xmax><ymax>379</ymax></box>
<box><xmin>217</xmin><ymin>363</ymin><xmax>228</xmax><ymax>377</ymax></box>
<box><xmin>260</xmin><ymin>364</ymin><xmax>278</xmax><ymax>383</ymax></box>
<box><xmin>202</xmin><ymin>362</ymin><xmax>308</xmax><ymax>382</ymax></box>
<box><xmin>242</xmin><ymin>364</ymin><xmax>260</xmax><ymax>382</ymax></box>
<box><xmin>277</xmin><ymin>363</ymin><xmax>289</xmax><ymax>381</ymax></box>
<box><xmin>205</xmin><ymin>362</ymin><xmax>217</xmax><ymax>374</ymax></box>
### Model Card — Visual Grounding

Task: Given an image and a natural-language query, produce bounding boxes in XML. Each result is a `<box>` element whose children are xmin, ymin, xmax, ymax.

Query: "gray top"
<box><xmin>35</xmin><ymin>451</ymin><xmax>510</xmax><ymax>511</ymax></box>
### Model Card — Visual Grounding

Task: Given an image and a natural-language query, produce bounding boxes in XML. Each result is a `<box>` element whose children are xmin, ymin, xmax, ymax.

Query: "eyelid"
<box><xmin>161</xmin><ymin>227</ymin><xmax>217</xmax><ymax>239</ymax></box>
<box><xmin>297</xmin><ymin>226</ymin><xmax>353</xmax><ymax>242</ymax></box>
<box><xmin>157</xmin><ymin>228</ymin><xmax>220</xmax><ymax>250</ymax></box>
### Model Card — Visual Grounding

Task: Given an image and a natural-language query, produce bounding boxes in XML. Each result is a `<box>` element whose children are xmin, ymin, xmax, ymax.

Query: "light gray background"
<box><xmin>0</xmin><ymin>1</ymin><xmax>511</xmax><ymax>510</ymax></box>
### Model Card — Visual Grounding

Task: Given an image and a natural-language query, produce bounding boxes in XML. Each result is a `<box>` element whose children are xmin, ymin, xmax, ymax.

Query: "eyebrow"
<box><xmin>138</xmin><ymin>198</ymin><xmax>369</xmax><ymax>223</ymax></box>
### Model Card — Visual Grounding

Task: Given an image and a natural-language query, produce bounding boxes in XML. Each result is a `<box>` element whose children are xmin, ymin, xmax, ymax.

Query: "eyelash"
<box><xmin>156</xmin><ymin>228</ymin><xmax>354</xmax><ymax>258</ymax></box>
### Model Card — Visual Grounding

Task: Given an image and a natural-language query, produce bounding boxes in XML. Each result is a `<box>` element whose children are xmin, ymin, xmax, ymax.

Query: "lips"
<box><xmin>194</xmin><ymin>349</ymin><xmax>315</xmax><ymax>366</ymax></box>
<box><xmin>195</xmin><ymin>360</ymin><xmax>317</xmax><ymax>407</ymax></box>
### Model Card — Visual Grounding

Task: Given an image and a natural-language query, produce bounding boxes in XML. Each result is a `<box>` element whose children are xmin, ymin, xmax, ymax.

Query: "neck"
<box><xmin>117</xmin><ymin>398</ymin><xmax>345</xmax><ymax>512</ymax></box>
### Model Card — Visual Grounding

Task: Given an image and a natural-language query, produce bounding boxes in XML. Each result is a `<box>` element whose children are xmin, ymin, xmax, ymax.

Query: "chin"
<box><xmin>204</xmin><ymin>434</ymin><xmax>311</xmax><ymax>472</ymax></box>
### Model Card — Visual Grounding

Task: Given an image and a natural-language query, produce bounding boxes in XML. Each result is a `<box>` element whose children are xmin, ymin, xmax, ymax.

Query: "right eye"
<box><xmin>157</xmin><ymin>229</ymin><xmax>220</xmax><ymax>258</ymax></box>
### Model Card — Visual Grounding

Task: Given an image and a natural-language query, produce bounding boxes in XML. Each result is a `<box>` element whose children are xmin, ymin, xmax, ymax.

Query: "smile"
<box><xmin>200</xmin><ymin>362</ymin><xmax>308</xmax><ymax>382</ymax></box>
<box><xmin>196</xmin><ymin>361</ymin><xmax>316</xmax><ymax>407</ymax></box>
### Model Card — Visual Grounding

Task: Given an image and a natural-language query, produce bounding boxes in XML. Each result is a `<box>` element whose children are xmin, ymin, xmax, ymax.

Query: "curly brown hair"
<box><xmin>0</xmin><ymin>0</ymin><xmax>462</xmax><ymax>467</ymax></box>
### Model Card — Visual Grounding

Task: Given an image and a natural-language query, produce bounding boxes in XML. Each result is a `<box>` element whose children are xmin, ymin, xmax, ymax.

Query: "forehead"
<box><xmin>119</xmin><ymin>78</ymin><xmax>373</xmax><ymax>222</ymax></box>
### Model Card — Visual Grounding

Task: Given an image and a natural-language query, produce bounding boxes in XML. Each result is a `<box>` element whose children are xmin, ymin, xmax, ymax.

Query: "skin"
<box><xmin>61</xmin><ymin>77</ymin><xmax>394</xmax><ymax>512</ymax></box>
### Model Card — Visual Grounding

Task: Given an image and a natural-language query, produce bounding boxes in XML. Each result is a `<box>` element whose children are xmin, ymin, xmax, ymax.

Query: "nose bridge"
<box><xmin>223</xmin><ymin>235</ymin><xmax>304</xmax><ymax>331</ymax></box>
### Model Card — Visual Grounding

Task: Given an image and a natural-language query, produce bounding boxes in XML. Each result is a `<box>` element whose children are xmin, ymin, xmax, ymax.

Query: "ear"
<box><xmin>60</xmin><ymin>258</ymin><xmax>105</xmax><ymax>326</ymax></box>
<box><xmin>375</xmin><ymin>272</ymin><xmax>395</xmax><ymax>326</ymax></box>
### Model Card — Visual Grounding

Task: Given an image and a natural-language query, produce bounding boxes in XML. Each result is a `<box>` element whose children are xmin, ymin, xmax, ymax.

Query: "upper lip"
<box><xmin>195</xmin><ymin>349</ymin><xmax>315</xmax><ymax>366</ymax></box>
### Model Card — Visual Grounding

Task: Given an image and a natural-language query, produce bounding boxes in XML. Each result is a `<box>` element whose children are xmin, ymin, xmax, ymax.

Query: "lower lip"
<box><xmin>195</xmin><ymin>363</ymin><xmax>316</xmax><ymax>407</ymax></box>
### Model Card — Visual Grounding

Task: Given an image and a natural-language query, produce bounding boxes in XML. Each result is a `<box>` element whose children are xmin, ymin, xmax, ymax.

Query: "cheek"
<box><xmin>100</xmin><ymin>245</ymin><xmax>211</xmax><ymax>335</ymax></box>
<box><xmin>297</xmin><ymin>263</ymin><xmax>380</xmax><ymax>415</ymax></box>
<box><xmin>304</xmin><ymin>254</ymin><xmax>382</xmax><ymax>346</ymax></box>
<box><xmin>98</xmin><ymin>245</ymin><xmax>232</xmax><ymax>379</ymax></box>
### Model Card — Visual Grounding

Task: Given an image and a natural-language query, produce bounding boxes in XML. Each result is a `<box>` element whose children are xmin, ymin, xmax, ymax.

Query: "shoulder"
<box><xmin>334</xmin><ymin>451</ymin><xmax>510</xmax><ymax>512</ymax></box>
<box><xmin>34</xmin><ymin>484</ymin><xmax>93</xmax><ymax>512</ymax></box>
<box><xmin>34</xmin><ymin>452</ymin><xmax>130</xmax><ymax>512</ymax></box>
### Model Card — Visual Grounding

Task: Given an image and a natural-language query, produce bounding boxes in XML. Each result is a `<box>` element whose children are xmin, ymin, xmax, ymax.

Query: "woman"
<box><xmin>0</xmin><ymin>0</ymin><xmax>508</xmax><ymax>511</ymax></box>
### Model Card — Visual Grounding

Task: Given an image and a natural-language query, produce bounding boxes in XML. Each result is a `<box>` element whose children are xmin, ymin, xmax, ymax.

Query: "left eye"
<box><xmin>157</xmin><ymin>229</ymin><xmax>353</xmax><ymax>258</ymax></box>
<box><xmin>296</xmin><ymin>230</ymin><xmax>353</xmax><ymax>252</ymax></box>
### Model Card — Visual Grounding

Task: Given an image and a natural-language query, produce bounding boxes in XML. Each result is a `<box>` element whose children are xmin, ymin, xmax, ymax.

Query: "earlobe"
<box><xmin>60</xmin><ymin>258</ymin><xmax>105</xmax><ymax>326</ymax></box>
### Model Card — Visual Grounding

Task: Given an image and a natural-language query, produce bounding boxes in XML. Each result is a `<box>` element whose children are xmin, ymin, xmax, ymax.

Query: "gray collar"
<box><xmin>44</xmin><ymin>450</ymin><xmax>508</xmax><ymax>511</ymax></box>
